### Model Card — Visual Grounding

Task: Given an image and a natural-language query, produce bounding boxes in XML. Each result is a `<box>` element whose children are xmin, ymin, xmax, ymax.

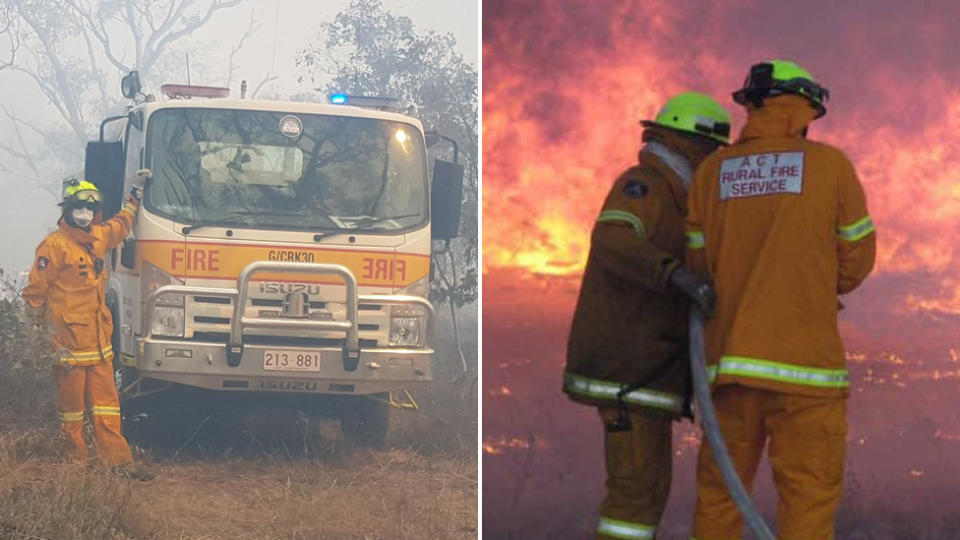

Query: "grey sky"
<box><xmin>0</xmin><ymin>0</ymin><xmax>478</xmax><ymax>275</ymax></box>
<box><xmin>214</xmin><ymin>0</ymin><xmax>479</xmax><ymax>95</ymax></box>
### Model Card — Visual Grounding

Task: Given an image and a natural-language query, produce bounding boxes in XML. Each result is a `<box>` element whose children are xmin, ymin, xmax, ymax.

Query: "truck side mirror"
<box><xmin>431</xmin><ymin>159</ymin><xmax>463</xmax><ymax>240</ymax></box>
<box><xmin>85</xmin><ymin>141</ymin><xmax>125</xmax><ymax>219</ymax></box>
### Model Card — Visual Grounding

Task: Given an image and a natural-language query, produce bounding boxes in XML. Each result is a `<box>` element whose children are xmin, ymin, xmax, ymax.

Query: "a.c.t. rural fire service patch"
<box><xmin>719</xmin><ymin>151</ymin><xmax>804</xmax><ymax>200</ymax></box>
<box><xmin>37</xmin><ymin>256</ymin><xmax>49</xmax><ymax>270</ymax></box>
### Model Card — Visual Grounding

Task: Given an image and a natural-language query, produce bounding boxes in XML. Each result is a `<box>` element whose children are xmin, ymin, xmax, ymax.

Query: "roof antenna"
<box><xmin>186</xmin><ymin>53</ymin><xmax>191</xmax><ymax>85</ymax></box>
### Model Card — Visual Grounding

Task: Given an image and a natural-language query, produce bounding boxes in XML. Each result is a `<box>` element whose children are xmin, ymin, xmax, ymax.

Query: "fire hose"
<box><xmin>689</xmin><ymin>306</ymin><xmax>776</xmax><ymax>540</ymax></box>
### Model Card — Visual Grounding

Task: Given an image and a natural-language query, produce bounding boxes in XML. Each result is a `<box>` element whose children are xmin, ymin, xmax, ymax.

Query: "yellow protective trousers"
<box><xmin>596</xmin><ymin>408</ymin><xmax>672</xmax><ymax>540</ymax></box>
<box><xmin>692</xmin><ymin>385</ymin><xmax>847</xmax><ymax>540</ymax></box>
<box><xmin>56</xmin><ymin>359</ymin><xmax>133</xmax><ymax>466</ymax></box>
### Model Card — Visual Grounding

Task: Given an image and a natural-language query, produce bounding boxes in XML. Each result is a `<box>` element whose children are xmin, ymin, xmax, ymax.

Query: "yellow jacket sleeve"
<box><xmin>836</xmin><ymin>154</ymin><xmax>876</xmax><ymax>294</ymax></box>
<box><xmin>589</xmin><ymin>168</ymin><xmax>681</xmax><ymax>292</ymax></box>
<box><xmin>95</xmin><ymin>196</ymin><xmax>140</xmax><ymax>250</ymax></box>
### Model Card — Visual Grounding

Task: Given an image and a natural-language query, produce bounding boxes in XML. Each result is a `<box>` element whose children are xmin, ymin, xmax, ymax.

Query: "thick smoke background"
<box><xmin>483</xmin><ymin>1</ymin><xmax>960</xmax><ymax>538</ymax></box>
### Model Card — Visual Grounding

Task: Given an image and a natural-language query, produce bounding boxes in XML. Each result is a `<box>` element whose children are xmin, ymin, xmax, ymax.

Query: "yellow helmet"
<box><xmin>61</xmin><ymin>178</ymin><xmax>103</xmax><ymax>206</ymax></box>
<box><xmin>642</xmin><ymin>92</ymin><xmax>732</xmax><ymax>144</ymax></box>
<box><xmin>733</xmin><ymin>59</ymin><xmax>830</xmax><ymax>118</ymax></box>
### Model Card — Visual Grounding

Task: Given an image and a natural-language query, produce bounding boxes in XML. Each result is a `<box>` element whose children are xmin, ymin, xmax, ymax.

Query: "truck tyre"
<box><xmin>340</xmin><ymin>394</ymin><xmax>390</xmax><ymax>449</ymax></box>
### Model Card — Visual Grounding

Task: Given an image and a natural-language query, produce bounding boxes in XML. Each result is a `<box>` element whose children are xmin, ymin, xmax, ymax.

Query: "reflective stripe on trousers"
<box><xmin>707</xmin><ymin>356</ymin><xmax>849</xmax><ymax>388</ymax></box>
<box><xmin>60</xmin><ymin>345</ymin><xmax>112</xmax><ymax>365</ymax></box>
<box><xmin>564</xmin><ymin>373</ymin><xmax>683</xmax><ymax>413</ymax></box>
<box><xmin>58</xmin><ymin>410</ymin><xmax>84</xmax><ymax>422</ymax></box>
<box><xmin>597</xmin><ymin>516</ymin><xmax>655</xmax><ymax>539</ymax></box>
<box><xmin>92</xmin><ymin>405</ymin><xmax>121</xmax><ymax>416</ymax></box>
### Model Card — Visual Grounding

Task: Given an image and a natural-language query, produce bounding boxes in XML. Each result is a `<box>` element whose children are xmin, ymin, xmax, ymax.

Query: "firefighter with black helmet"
<box><xmin>687</xmin><ymin>60</ymin><xmax>875</xmax><ymax>540</ymax></box>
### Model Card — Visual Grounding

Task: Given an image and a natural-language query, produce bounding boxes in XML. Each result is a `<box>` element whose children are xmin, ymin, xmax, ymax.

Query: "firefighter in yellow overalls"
<box><xmin>23</xmin><ymin>171</ymin><xmax>150</xmax><ymax>468</ymax></box>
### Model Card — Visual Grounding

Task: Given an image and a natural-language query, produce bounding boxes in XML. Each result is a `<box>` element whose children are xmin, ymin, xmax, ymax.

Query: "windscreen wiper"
<box><xmin>181</xmin><ymin>211</ymin><xmax>259</xmax><ymax>234</ymax></box>
<box><xmin>349</xmin><ymin>213</ymin><xmax>421</xmax><ymax>228</ymax></box>
<box><xmin>182</xmin><ymin>210</ymin><xmax>342</xmax><ymax>235</ymax></box>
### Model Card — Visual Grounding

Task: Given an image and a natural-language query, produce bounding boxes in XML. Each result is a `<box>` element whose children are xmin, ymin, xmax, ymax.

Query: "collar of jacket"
<box><xmin>58</xmin><ymin>219</ymin><xmax>97</xmax><ymax>243</ymax></box>
<box><xmin>738</xmin><ymin>94</ymin><xmax>818</xmax><ymax>142</ymax></box>
<box><xmin>642</xmin><ymin>140</ymin><xmax>693</xmax><ymax>188</ymax></box>
<box><xmin>640</xmin><ymin>125</ymin><xmax>715</xmax><ymax>179</ymax></box>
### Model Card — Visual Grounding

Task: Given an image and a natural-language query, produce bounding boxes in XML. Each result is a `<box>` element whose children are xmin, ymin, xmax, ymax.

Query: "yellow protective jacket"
<box><xmin>564</xmin><ymin>127</ymin><xmax>715</xmax><ymax>417</ymax></box>
<box><xmin>686</xmin><ymin>95</ymin><xmax>876</xmax><ymax>397</ymax></box>
<box><xmin>22</xmin><ymin>197</ymin><xmax>140</xmax><ymax>365</ymax></box>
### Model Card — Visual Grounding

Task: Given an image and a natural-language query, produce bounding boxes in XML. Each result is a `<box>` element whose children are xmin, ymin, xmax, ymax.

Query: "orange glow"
<box><xmin>482</xmin><ymin>435</ymin><xmax>541</xmax><ymax>455</ymax></box>
<box><xmin>483</xmin><ymin>3</ymin><xmax>960</xmax><ymax>316</ymax></box>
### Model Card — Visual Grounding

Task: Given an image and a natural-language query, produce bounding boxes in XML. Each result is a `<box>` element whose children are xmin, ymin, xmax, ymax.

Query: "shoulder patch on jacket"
<box><xmin>37</xmin><ymin>256</ymin><xmax>50</xmax><ymax>270</ymax></box>
<box><xmin>622</xmin><ymin>180</ymin><xmax>649</xmax><ymax>198</ymax></box>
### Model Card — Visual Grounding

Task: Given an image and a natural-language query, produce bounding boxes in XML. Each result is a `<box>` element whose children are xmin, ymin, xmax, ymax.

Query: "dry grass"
<box><xmin>0</xmin><ymin>299</ymin><xmax>479</xmax><ymax>540</ymax></box>
<box><xmin>0</xmin><ymin>430</ymin><xmax>477</xmax><ymax>540</ymax></box>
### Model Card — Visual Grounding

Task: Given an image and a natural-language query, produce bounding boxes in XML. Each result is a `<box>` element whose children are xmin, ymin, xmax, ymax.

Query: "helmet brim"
<box><xmin>732</xmin><ymin>86</ymin><xmax>827</xmax><ymax>119</ymax></box>
<box><xmin>641</xmin><ymin>120</ymin><xmax>730</xmax><ymax>146</ymax></box>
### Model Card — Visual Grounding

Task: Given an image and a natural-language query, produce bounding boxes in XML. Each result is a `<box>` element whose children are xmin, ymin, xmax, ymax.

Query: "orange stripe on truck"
<box><xmin>138</xmin><ymin>240</ymin><xmax>429</xmax><ymax>288</ymax></box>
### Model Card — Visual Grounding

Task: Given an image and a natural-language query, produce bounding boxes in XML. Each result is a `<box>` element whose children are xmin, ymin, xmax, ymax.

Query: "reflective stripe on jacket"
<box><xmin>686</xmin><ymin>95</ymin><xmax>876</xmax><ymax>397</ymax></box>
<box><xmin>563</xmin><ymin>373</ymin><xmax>684</xmax><ymax>413</ymax></box>
<box><xmin>597</xmin><ymin>516</ymin><xmax>656</xmax><ymax>539</ymax></box>
<box><xmin>22</xmin><ymin>197</ymin><xmax>139</xmax><ymax>366</ymax></box>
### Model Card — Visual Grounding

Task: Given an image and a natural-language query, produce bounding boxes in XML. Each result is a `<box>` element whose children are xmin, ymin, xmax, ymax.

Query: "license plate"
<box><xmin>263</xmin><ymin>350</ymin><xmax>322</xmax><ymax>372</ymax></box>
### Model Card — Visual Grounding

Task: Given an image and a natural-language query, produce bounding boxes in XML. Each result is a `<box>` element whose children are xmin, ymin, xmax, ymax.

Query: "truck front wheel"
<box><xmin>339</xmin><ymin>394</ymin><xmax>390</xmax><ymax>449</ymax></box>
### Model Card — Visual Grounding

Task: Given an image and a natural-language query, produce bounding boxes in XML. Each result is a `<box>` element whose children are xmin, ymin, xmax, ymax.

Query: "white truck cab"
<box><xmin>85</xmin><ymin>73</ymin><xmax>464</xmax><ymax>446</ymax></box>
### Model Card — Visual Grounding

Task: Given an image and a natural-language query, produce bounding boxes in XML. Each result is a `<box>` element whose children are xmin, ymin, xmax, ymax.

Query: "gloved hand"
<box><xmin>669</xmin><ymin>265</ymin><xmax>717</xmax><ymax>317</ymax></box>
<box><xmin>130</xmin><ymin>168</ymin><xmax>152</xmax><ymax>200</ymax></box>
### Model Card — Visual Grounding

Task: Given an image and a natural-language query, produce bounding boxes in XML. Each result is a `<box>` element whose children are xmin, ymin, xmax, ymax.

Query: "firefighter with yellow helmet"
<box><xmin>563</xmin><ymin>92</ymin><xmax>730</xmax><ymax>539</ymax></box>
<box><xmin>686</xmin><ymin>60</ymin><xmax>875</xmax><ymax>540</ymax></box>
<box><xmin>22</xmin><ymin>170</ymin><xmax>152</xmax><ymax>469</ymax></box>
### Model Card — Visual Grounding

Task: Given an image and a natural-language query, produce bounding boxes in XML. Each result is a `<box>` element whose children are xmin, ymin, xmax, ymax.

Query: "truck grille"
<box><xmin>190</xmin><ymin>332</ymin><xmax>378</xmax><ymax>348</ymax></box>
<box><xmin>187</xmin><ymin>295</ymin><xmax>387</xmax><ymax>347</ymax></box>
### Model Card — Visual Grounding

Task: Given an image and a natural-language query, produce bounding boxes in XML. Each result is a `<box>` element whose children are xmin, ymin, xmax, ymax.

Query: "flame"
<box><xmin>482</xmin><ymin>435</ymin><xmax>541</xmax><ymax>455</ymax></box>
<box><xmin>483</xmin><ymin>1</ymin><xmax>960</xmax><ymax>315</ymax></box>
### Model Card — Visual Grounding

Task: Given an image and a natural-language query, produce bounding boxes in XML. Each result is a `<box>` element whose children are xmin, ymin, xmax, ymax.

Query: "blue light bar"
<box><xmin>330</xmin><ymin>93</ymin><xmax>348</xmax><ymax>104</ymax></box>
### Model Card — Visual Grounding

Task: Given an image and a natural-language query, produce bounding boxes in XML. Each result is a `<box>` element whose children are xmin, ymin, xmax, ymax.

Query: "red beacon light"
<box><xmin>160</xmin><ymin>84</ymin><xmax>230</xmax><ymax>99</ymax></box>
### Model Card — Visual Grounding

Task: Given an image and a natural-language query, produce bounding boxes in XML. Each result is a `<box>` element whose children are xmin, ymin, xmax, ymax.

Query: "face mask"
<box><xmin>71</xmin><ymin>207</ymin><xmax>94</xmax><ymax>228</ymax></box>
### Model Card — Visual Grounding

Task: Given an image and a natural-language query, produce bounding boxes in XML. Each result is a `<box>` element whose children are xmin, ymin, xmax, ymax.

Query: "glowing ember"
<box><xmin>934</xmin><ymin>429</ymin><xmax>960</xmax><ymax>441</ymax></box>
<box><xmin>482</xmin><ymin>435</ymin><xmax>541</xmax><ymax>455</ymax></box>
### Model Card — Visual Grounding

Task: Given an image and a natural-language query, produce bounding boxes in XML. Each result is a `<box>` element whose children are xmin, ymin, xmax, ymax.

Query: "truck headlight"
<box><xmin>152</xmin><ymin>306</ymin><xmax>184</xmax><ymax>337</ymax></box>
<box><xmin>389</xmin><ymin>316</ymin><xmax>422</xmax><ymax>347</ymax></box>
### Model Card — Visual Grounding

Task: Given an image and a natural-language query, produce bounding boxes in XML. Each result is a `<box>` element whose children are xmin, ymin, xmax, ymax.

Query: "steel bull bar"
<box><xmin>141</xmin><ymin>261</ymin><xmax>435</xmax><ymax>393</ymax></box>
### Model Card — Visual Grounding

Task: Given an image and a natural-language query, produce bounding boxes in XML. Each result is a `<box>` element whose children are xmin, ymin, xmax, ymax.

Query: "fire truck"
<box><xmin>84</xmin><ymin>72</ymin><xmax>463</xmax><ymax>447</ymax></box>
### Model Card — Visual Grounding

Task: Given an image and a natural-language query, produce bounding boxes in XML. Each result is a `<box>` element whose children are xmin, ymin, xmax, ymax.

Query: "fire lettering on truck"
<box><xmin>719</xmin><ymin>151</ymin><xmax>804</xmax><ymax>200</ymax></box>
<box><xmin>362</xmin><ymin>257</ymin><xmax>406</xmax><ymax>281</ymax></box>
<box><xmin>171</xmin><ymin>248</ymin><xmax>221</xmax><ymax>272</ymax></box>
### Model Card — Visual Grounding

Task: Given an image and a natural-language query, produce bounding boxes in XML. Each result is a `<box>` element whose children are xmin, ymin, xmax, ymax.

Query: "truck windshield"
<box><xmin>145</xmin><ymin>108</ymin><xmax>428</xmax><ymax>232</ymax></box>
